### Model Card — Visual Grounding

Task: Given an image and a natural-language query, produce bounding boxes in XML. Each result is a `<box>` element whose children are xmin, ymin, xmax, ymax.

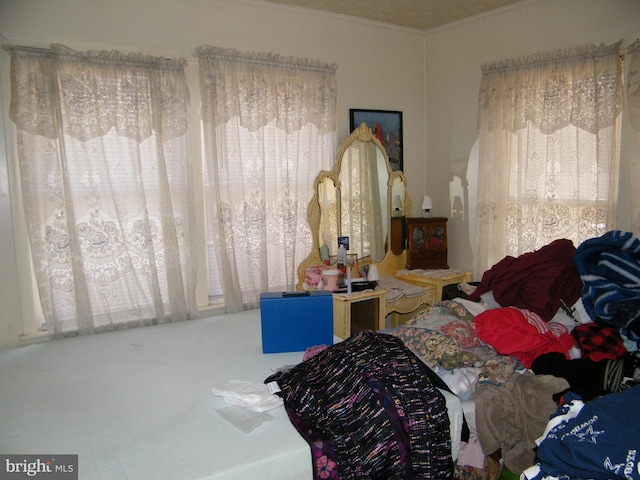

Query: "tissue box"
<box><xmin>260</xmin><ymin>290</ymin><xmax>333</xmax><ymax>353</ymax></box>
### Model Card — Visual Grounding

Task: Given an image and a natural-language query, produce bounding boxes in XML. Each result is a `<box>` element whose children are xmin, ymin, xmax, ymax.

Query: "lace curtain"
<box><xmin>627</xmin><ymin>40</ymin><xmax>640</xmax><ymax>236</ymax></box>
<box><xmin>9</xmin><ymin>44</ymin><xmax>197</xmax><ymax>337</ymax></box>
<box><xmin>474</xmin><ymin>42</ymin><xmax>623</xmax><ymax>277</ymax></box>
<box><xmin>195</xmin><ymin>46</ymin><xmax>337</xmax><ymax>311</ymax></box>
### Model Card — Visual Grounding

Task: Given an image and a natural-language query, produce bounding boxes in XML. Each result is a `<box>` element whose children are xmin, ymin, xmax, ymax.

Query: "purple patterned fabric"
<box><xmin>265</xmin><ymin>331</ymin><xmax>453</xmax><ymax>479</ymax></box>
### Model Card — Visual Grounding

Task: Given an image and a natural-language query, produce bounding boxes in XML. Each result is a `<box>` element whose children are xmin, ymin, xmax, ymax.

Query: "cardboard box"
<box><xmin>260</xmin><ymin>290</ymin><xmax>333</xmax><ymax>353</ymax></box>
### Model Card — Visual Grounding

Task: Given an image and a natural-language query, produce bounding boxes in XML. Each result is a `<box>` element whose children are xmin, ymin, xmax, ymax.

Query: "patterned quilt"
<box><xmin>392</xmin><ymin>300</ymin><xmax>521</xmax><ymax>387</ymax></box>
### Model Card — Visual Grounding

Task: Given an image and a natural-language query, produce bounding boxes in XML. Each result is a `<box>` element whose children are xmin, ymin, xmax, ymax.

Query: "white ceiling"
<box><xmin>260</xmin><ymin>0</ymin><xmax>525</xmax><ymax>31</ymax></box>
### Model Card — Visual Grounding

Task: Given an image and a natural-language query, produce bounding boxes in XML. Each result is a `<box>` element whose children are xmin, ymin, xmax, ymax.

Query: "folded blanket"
<box><xmin>377</xmin><ymin>275</ymin><xmax>424</xmax><ymax>301</ymax></box>
<box><xmin>573</xmin><ymin>230</ymin><xmax>640</xmax><ymax>340</ymax></box>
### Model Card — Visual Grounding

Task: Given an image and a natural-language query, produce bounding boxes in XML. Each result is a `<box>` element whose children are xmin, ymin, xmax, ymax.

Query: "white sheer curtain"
<box><xmin>195</xmin><ymin>46</ymin><xmax>337</xmax><ymax>311</ymax></box>
<box><xmin>627</xmin><ymin>40</ymin><xmax>640</xmax><ymax>236</ymax></box>
<box><xmin>474</xmin><ymin>42</ymin><xmax>623</xmax><ymax>277</ymax></box>
<box><xmin>9</xmin><ymin>44</ymin><xmax>197</xmax><ymax>337</ymax></box>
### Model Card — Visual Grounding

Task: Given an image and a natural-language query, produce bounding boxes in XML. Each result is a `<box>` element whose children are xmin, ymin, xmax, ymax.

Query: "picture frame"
<box><xmin>349</xmin><ymin>109</ymin><xmax>403</xmax><ymax>171</ymax></box>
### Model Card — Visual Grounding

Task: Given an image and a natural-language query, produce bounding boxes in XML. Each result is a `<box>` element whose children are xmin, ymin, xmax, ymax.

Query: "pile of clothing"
<box><xmin>466</xmin><ymin>230</ymin><xmax>640</xmax><ymax>478</ymax></box>
<box><xmin>573</xmin><ymin>230</ymin><xmax>640</xmax><ymax>341</ymax></box>
<box><xmin>265</xmin><ymin>332</ymin><xmax>454</xmax><ymax>480</ymax></box>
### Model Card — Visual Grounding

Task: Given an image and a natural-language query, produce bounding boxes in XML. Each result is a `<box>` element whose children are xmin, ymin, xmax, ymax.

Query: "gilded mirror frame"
<box><xmin>296</xmin><ymin>122</ymin><xmax>412</xmax><ymax>289</ymax></box>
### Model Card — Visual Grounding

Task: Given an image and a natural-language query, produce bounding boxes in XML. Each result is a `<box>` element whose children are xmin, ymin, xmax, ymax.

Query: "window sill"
<box><xmin>19</xmin><ymin>330</ymin><xmax>50</xmax><ymax>345</ymax></box>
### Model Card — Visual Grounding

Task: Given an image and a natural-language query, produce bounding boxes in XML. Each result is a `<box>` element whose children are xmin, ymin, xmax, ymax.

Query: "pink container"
<box><xmin>322</xmin><ymin>269</ymin><xmax>341</xmax><ymax>291</ymax></box>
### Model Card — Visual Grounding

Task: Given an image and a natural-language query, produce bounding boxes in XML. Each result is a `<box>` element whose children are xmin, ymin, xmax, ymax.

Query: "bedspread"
<box><xmin>392</xmin><ymin>300</ymin><xmax>519</xmax><ymax>386</ymax></box>
<box><xmin>0</xmin><ymin>310</ymin><xmax>313</xmax><ymax>480</ymax></box>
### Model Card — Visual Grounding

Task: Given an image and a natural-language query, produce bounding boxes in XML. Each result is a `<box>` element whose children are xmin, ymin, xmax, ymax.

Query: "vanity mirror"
<box><xmin>297</xmin><ymin>122</ymin><xmax>412</xmax><ymax>288</ymax></box>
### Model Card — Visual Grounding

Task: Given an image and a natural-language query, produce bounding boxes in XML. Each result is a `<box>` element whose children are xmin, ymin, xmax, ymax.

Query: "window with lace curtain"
<box><xmin>8</xmin><ymin>44</ymin><xmax>197</xmax><ymax>337</ymax></box>
<box><xmin>473</xmin><ymin>42</ymin><xmax>623</xmax><ymax>278</ymax></box>
<box><xmin>196</xmin><ymin>46</ymin><xmax>337</xmax><ymax>312</ymax></box>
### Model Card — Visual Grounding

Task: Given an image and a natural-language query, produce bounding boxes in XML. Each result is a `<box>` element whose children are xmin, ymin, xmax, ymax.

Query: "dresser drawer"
<box><xmin>409</xmin><ymin>251</ymin><xmax>447</xmax><ymax>260</ymax></box>
<box><xmin>407</xmin><ymin>251</ymin><xmax>449</xmax><ymax>269</ymax></box>
<box><xmin>407</xmin><ymin>257</ymin><xmax>449</xmax><ymax>269</ymax></box>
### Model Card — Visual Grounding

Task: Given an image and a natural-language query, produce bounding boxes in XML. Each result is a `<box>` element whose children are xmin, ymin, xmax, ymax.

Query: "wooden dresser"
<box><xmin>405</xmin><ymin>217</ymin><xmax>448</xmax><ymax>269</ymax></box>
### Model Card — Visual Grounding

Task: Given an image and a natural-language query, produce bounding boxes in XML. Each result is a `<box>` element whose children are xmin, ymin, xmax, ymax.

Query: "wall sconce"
<box><xmin>392</xmin><ymin>194</ymin><xmax>403</xmax><ymax>217</ymax></box>
<box><xmin>421</xmin><ymin>195</ymin><xmax>433</xmax><ymax>217</ymax></box>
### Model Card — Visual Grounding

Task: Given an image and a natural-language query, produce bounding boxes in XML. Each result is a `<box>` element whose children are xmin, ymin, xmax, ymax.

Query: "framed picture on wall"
<box><xmin>349</xmin><ymin>109</ymin><xmax>403</xmax><ymax>171</ymax></box>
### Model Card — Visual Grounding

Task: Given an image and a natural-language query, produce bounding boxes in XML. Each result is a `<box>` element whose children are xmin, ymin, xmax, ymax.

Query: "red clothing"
<box><xmin>475</xmin><ymin>307</ymin><xmax>575</xmax><ymax>369</ymax></box>
<box><xmin>571</xmin><ymin>323</ymin><xmax>626</xmax><ymax>362</ymax></box>
<box><xmin>468</xmin><ymin>239</ymin><xmax>583</xmax><ymax>321</ymax></box>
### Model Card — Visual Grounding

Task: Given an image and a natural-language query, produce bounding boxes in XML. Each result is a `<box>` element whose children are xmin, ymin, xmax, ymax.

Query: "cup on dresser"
<box><xmin>322</xmin><ymin>269</ymin><xmax>341</xmax><ymax>291</ymax></box>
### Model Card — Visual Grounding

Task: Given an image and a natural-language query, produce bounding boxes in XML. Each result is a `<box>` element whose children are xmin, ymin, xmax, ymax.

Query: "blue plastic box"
<box><xmin>260</xmin><ymin>290</ymin><xmax>333</xmax><ymax>353</ymax></box>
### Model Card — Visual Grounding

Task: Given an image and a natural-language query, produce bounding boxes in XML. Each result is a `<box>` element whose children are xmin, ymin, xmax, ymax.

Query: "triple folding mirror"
<box><xmin>297</xmin><ymin>122</ymin><xmax>411</xmax><ymax>286</ymax></box>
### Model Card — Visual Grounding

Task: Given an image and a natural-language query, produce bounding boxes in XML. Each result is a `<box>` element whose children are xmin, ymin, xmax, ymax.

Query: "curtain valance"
<box><xmin>478</xmin><ymin>41</ymin><xmax>623</xmax><ymax>135</ymax></box>
<box><xmin>194</xmin><ymin>45</ymin><xmax>338</xmax><ymax>134</ymax></box>
<box><xmin>8</xmin><ymin>44</ymin><xmax>189</xmax><ymax>142</ymax></box>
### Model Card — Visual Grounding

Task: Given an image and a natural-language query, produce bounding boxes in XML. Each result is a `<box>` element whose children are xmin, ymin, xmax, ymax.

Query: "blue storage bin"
<box><xmin>260</xmin><ymin>291</ymin><xmax>333</xmax><ymax>353</ymax></box>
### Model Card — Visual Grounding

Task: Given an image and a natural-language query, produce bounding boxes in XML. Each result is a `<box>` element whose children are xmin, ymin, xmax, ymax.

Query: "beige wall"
<box><xmin>0</xmin><ymin>0</ymin><xmax>639</xmax><ymax>347</ymax></box>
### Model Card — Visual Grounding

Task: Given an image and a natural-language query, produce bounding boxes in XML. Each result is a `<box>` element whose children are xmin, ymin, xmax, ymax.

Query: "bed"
<box><xmin>0</xmin><ymin>307</ymin><xmax>469</xmax><ymax>480</ymax></box>
<box><xmin>0</xmin><ymin>310</ymin><xmax>314</xmax><ymax>480</ymax></box>
<box><xmin>3</xmin><ymin>231</ymin><xmax>640</xmax><ymax>480</ymax></box>
<box><xmin>266</xmin><ymin>231</ymin><xmax>640</xmax><ymax>479</ymax></box>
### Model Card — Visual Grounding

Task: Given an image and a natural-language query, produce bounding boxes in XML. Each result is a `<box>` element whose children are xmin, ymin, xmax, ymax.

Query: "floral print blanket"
<box><xmin>392</xmin><ymin>300</ymin><xmax>521</xmax><ymax>386</ymax></box>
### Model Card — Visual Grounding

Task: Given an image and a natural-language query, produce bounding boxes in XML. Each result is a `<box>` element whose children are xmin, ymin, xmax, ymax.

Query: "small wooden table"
<box><xmin>332</xmin><ymin>289</ymin><xmax>387</xmax><ymax>339</ymax></box>
<box><xmin>396</xmin><ymin>269</ymin><xmax>473</xmax><ymax>301</ymax></box>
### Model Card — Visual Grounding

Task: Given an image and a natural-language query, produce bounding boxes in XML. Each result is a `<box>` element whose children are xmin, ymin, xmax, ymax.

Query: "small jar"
<box><xmin>322</xmin><ymin>269</ymin><xmax>341</xmax><ymax>291</ymax></box>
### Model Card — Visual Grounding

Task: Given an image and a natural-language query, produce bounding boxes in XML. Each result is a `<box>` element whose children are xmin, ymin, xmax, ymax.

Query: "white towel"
<box><xmin>212</xmin><ymin>380</ymin><xmax>283</xmax><ymax>412</ymax></box>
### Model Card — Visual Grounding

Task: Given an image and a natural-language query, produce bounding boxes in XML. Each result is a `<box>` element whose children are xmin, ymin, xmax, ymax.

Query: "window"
<box><xmin>196</xmin><ymin>46</ymin><xmax>337</xmax><ymax>311</ymax></box>
<box><xmin>474</xmin><ymin>42</ymin><xmax>622</xmax><ymax>275</ymax></box>
<box><xmin>9</xmin><ymin>44</ymin><xmax>197</xmax><ymax>336</ymax></box>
